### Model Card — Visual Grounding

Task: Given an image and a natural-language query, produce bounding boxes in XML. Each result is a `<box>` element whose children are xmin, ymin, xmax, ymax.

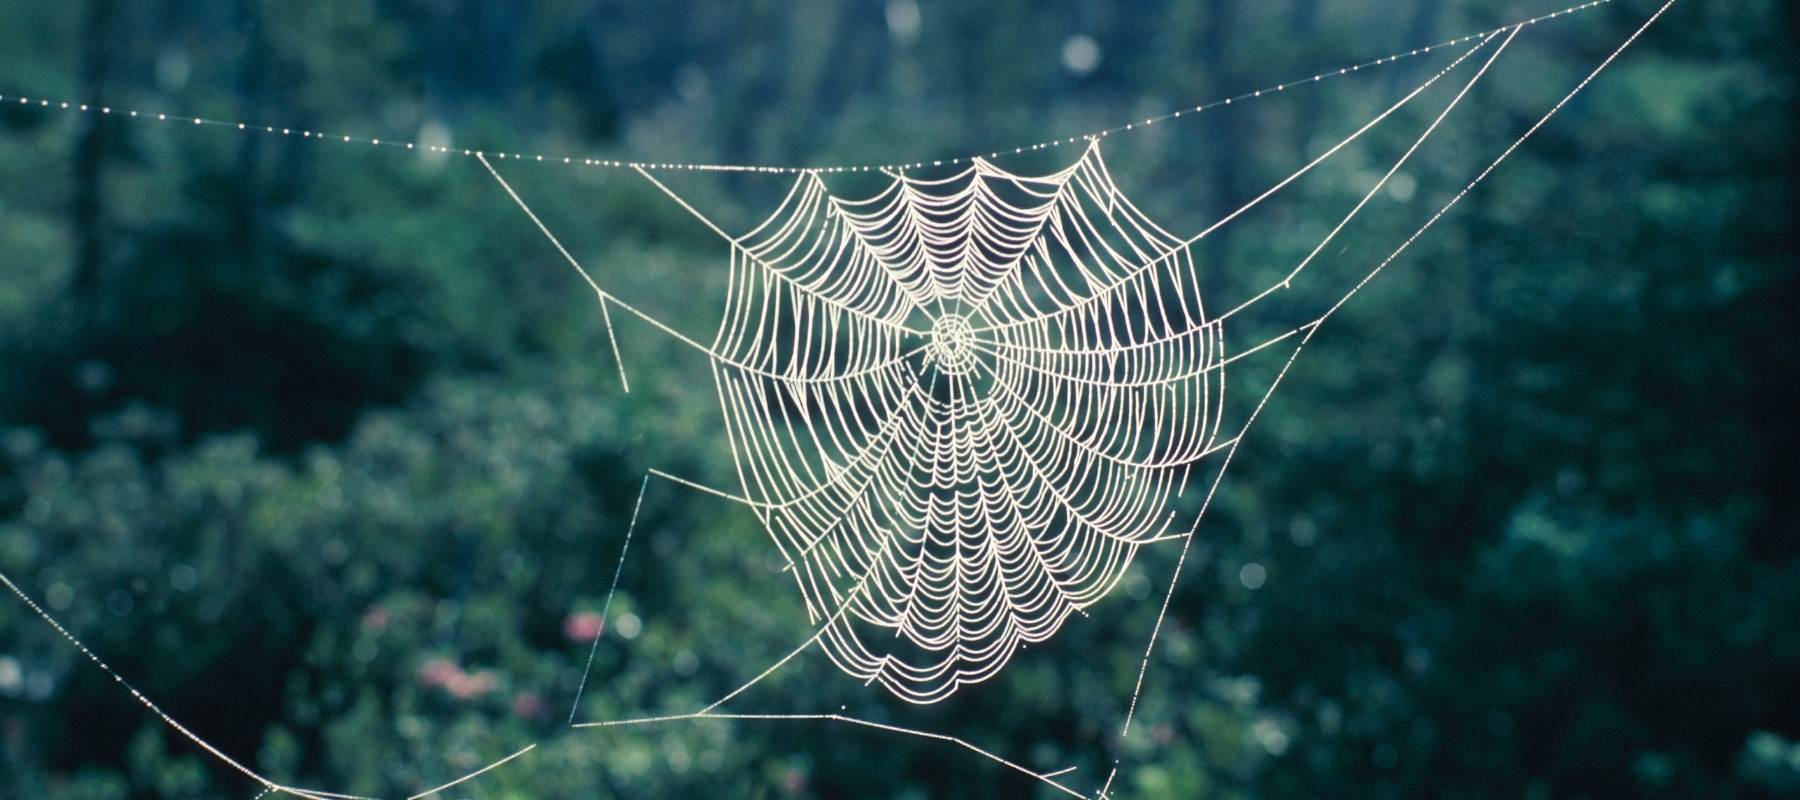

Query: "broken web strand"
<box><xmin>477</xmin><ymin>152</ymin><xmax>932</xmax><ymax>391</ymax></box>
<box><xmin>1099</xmin><ymin>1</ymin><xmax>1681</xmax><ymax>795</ymax></box>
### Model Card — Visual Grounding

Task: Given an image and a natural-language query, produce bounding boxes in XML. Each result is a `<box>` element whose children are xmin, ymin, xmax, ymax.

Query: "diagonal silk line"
<box><xmin>973</xmin><ymin>28</ymin><xmax>1505</xmax><ymax>336</ymax></box>
<box><xmin>566</xmin><ymin>474</ymin><xmax>651</xmax><ymax>726</ymax></box>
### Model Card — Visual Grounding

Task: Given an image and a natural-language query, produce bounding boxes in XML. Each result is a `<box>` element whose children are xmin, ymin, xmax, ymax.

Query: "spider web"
<box><xmin>701</xmin><ymin>144</ymin><xmax>1225</xmax><ymax>704</ymax></box>
<box><xmin>0</xmin><ymin>2</ymin><xmax>1678</xmax><ymax>798</ymax></box>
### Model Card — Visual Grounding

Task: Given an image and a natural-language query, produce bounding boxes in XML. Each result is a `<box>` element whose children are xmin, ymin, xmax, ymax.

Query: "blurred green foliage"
<box><xmin>0</xmin><ymin>1</ymin><xmax>1794</xmax><ymax>798</ymax></box>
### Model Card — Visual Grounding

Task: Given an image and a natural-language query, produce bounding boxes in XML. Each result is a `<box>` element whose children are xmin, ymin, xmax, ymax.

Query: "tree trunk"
<box><xmin>70</xmin><ymin>0</ymin><xmax>116</xmax><ymax>328</ymax></box>
<box><xmin>231</xmin><ymin>0</ymin><xmax>267</xmax><ymax>271</ymax></box>
<box><xmin>1384</xmin><ymin>0</ymin><xmax>1442</xmax><ymax>97</ymax></box>
<box><xmin>1290</xmin><ymin>0</ymin><xmax>1320</xmax><ymax>163</ymax></box>
<box><xmin>1203</xmin><ymin>0</ymin><xmax>1240</xmax><ymax>264</ymax></box>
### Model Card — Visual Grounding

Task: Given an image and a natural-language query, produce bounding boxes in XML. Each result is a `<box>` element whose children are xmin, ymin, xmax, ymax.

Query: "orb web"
<box><xmin>715</xmin><ymin>147</ymin><xmax>1226</xmax><ymax>702</ymax></box>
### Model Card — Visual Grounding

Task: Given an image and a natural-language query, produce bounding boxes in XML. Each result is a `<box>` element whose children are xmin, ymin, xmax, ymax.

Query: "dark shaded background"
<box><xmin>1</xmin><ymin>1</ymin><xmax>1795</xmax><ymax>798</ymax></box>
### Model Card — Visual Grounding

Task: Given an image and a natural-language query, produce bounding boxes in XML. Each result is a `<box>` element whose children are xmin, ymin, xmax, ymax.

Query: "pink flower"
<box><xmin>420</xmin><ymin>658</ymin><xmax>498</xmax><ymax>700</ymax></box>
<box><xmin>446</xmin><ymin>669</ymin><xmax>498</xmax><ymax>700</ymax></box>
<box><xmin>563</xmin><ymin>611</ymin><xmax>605</xmax><ymax>642</ymax></box>
<box><xmin>361</xmin><ymin>605</ymin><xmax>390</xmax><ymax>632</ymax></box>
<box><xmin>781</xmin><ymin>767</ymin><xmax>808</xmax><ymax>795</ymax></box>
<box><xmin>418</xmin><ymin>658</ymin><xmax>459</xmax><ymax>688</ymax></box>
<box><xmin>512</xmin><ymin>692</ymin><xmax>545</xmax><ymax>719</ymax></box>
